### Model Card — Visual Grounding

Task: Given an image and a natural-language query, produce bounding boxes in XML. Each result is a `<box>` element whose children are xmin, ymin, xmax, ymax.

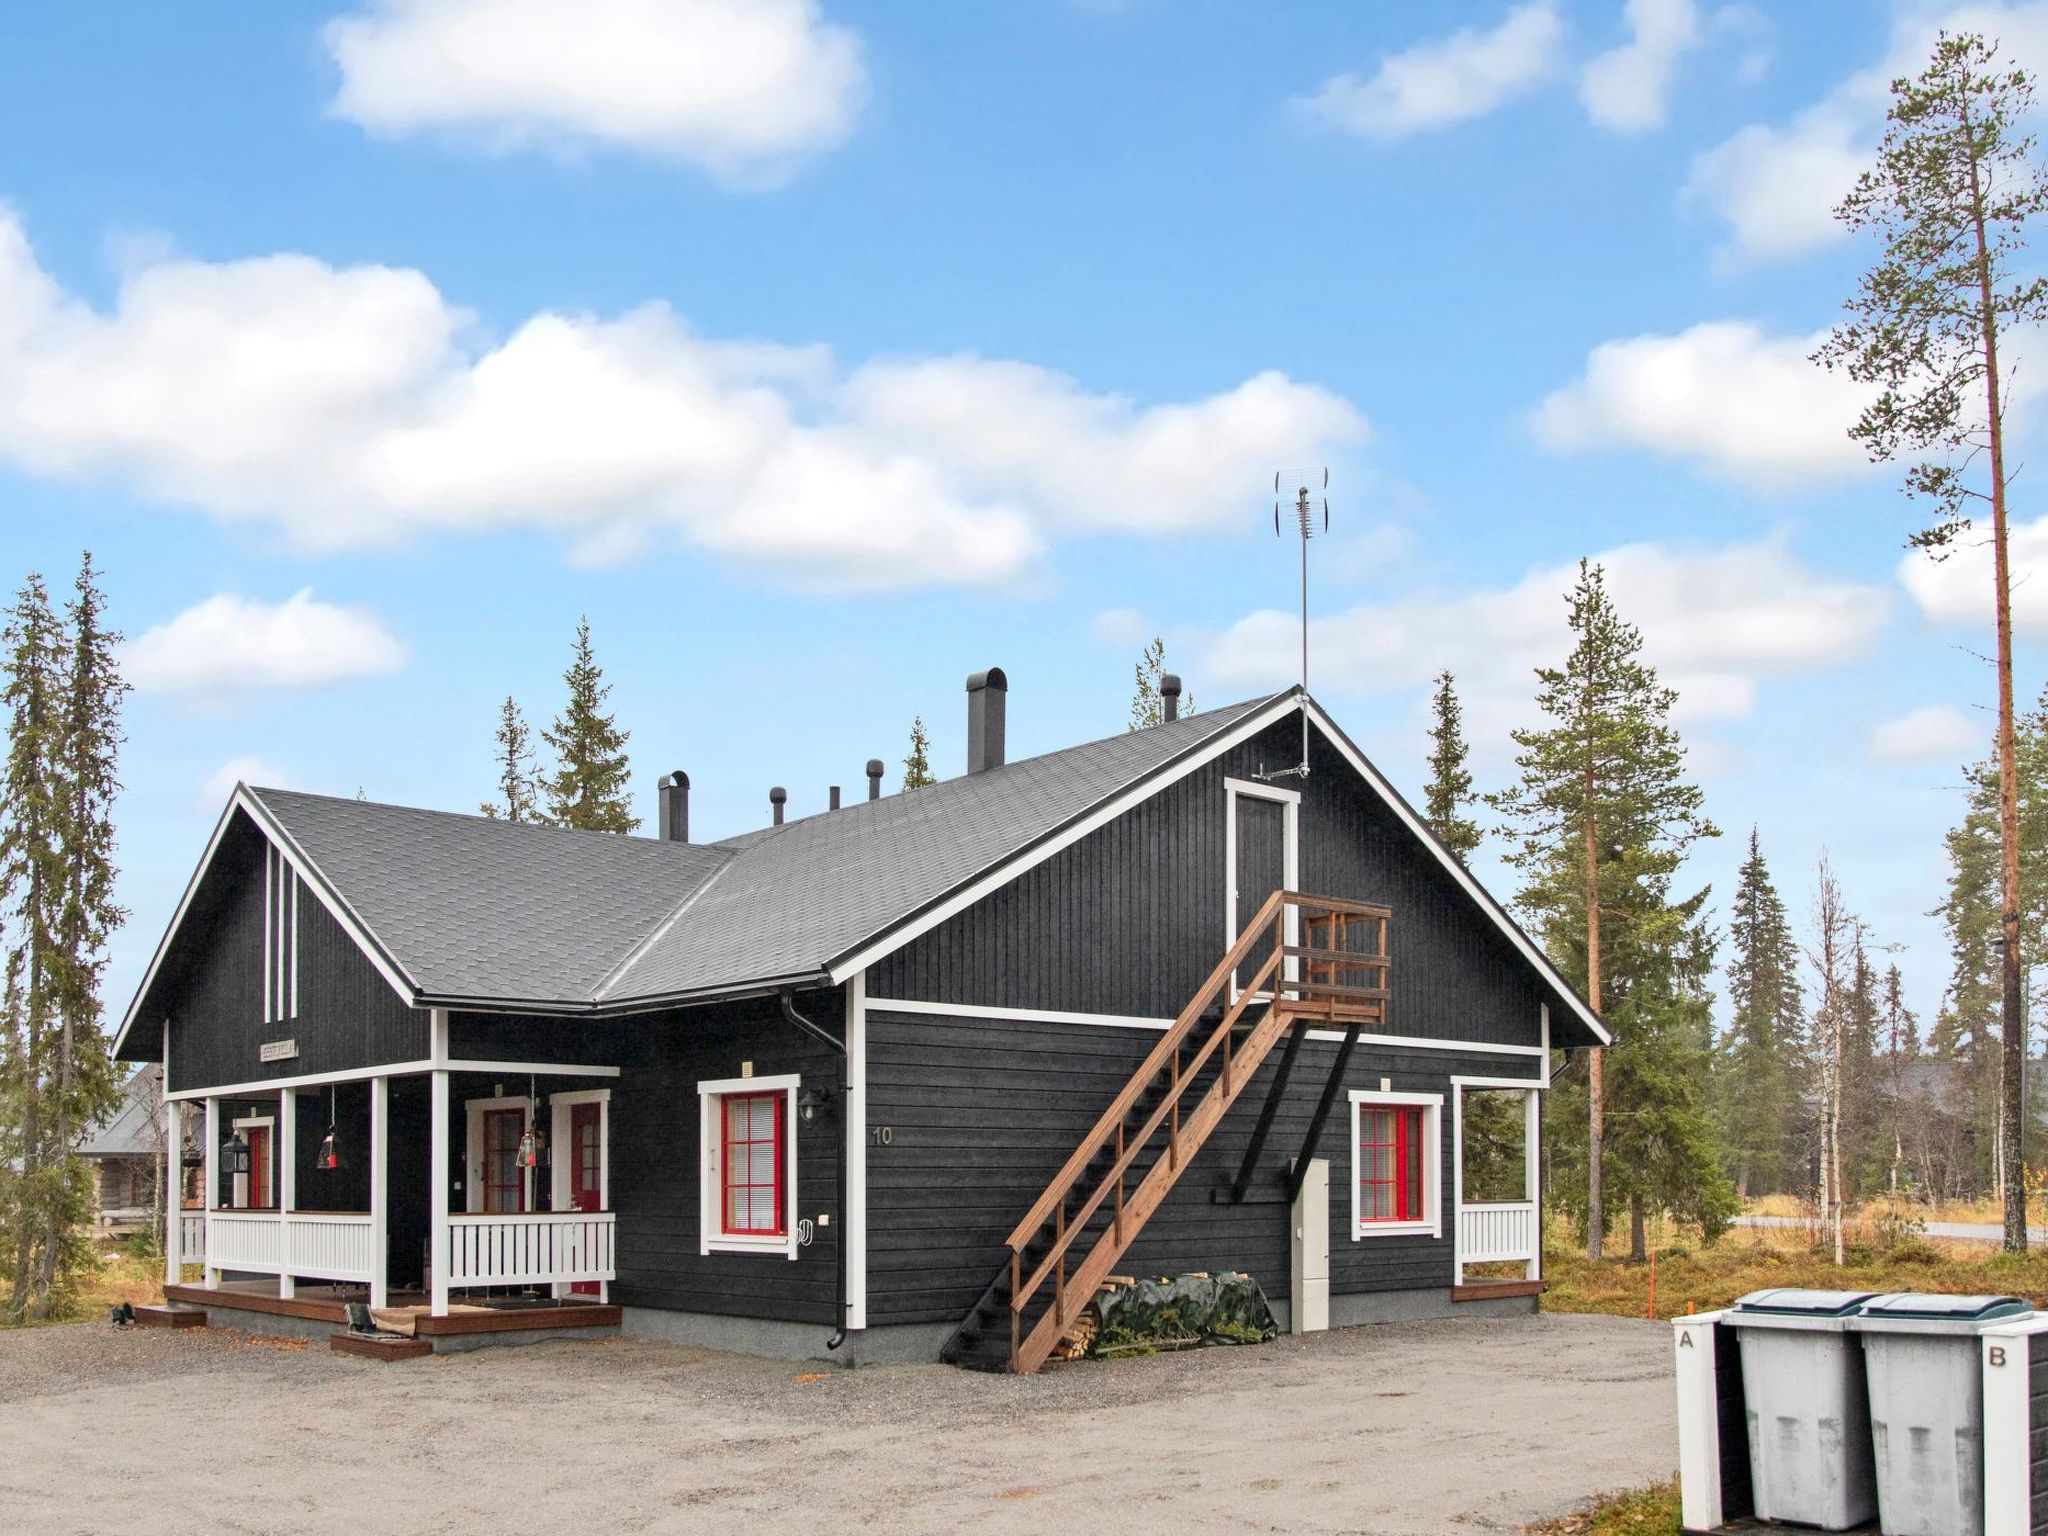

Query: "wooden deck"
<box><xmin>162</xmin><ymin>1280</ymin><xmax>621</xmax><ymax>1336</ymax></box>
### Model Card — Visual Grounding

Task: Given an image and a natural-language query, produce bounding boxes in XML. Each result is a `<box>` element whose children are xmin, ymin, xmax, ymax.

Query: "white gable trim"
<box><xmin>1300</xmin><ymin>698</ymin><xmax>1607</xmax><ymax>1046</ymax></box>
<box><xmin>827</xmin><ymin>693</ymin><xmax>1300</xmax><ymax>984</ymax></box>
<box><xmin>112</xmin><ymin>786</ymin><xmax>421</xmax><ymax>1061</ymax></box>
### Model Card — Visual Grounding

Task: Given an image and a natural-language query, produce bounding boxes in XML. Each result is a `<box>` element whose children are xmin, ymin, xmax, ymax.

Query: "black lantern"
<box><xmin>515</xmin><ymin>1074</ymin><xmax>548</xmax><ymax>1170</ymax></box>
<box><xmin>180</xmin><ymin>1136</ymin><xmax>204</xmax><ymax>1170</ymax></box>
<box><xmin>316</xmin><ymin>1084</ymin><xmax>345</xmax><ymax>1172</ymax></box>
<box><xmin>221</xmin><ymin>1131</ymin><xmax>251</xmax><ymax>1177</ymax></box>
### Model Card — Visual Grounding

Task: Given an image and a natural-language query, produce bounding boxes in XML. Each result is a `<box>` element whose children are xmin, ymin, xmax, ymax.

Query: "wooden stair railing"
<box><xmin>939</xmin><ymin>891</ymin><xmax>1392</xmax><ymax>1375</ymax></box>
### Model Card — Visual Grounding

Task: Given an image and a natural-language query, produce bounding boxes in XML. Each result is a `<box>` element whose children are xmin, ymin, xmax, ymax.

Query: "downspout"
<box><xmin>779</xmin><ymin>990</ymin><xmax>853</xmax><ymax>1356</ymax></box>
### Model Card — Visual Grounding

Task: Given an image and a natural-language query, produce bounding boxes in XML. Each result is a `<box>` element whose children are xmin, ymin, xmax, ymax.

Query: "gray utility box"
<box><xmin>1852</xmin><ymin>1293</ymin><xmax>2032</xmax><ymax>1536</ymax></box>
<box><xmin>1726</xmin><ymin>1289</ymin><xmax>1881</xmax><ymax>1531</ymax></box>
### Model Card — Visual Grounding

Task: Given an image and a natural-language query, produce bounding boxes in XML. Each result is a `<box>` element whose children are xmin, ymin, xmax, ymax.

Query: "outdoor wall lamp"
<box><xmin>221</xmin><ymin>1131</ymin><xmax>250</xmax><ymax>1177</ymax></box>
<box><xmin>797</xmin><ymin>1087</ymin><xmax>831</xmax><ymax>1125</ymax></box>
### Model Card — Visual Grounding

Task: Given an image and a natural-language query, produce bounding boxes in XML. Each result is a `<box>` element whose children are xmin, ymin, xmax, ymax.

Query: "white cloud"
<box><xmin>197</xmin><ymin>757</ymin><xmax>289</xmax><ymax>811</ymax></box>
<box><xmin>0</xmin><ymin>210</ymin><xmax>1364</xmax><ymax>592</ymax></box>
<box><xmin>125</xmin><ymin>590</ymin><xmax>406</xmax><ymax>699</ymax></box>
<box><xmin>1532</xmin><ymin>320</ymin><xmax>1874</xmax><ymax>487</ymax></box>
<box><xmin>1296</xmin><ymin>3</ymin><xmax>1564</xmax><ymax>140</ymax></box>
<box><xmin>1900</xmin><ymin>514</ymin><xmax>2048</xmax><ymax>635</ymax></box>
<box><xmin>1684</xmin><ymin>2</ymin><xmax>2048</xmax><ymax>266</ymax></box>
<box><xmin>1870</xmin><ymin>704</ymin><xmax>1979</xmax><ymax>762</ymax></box>
<box><xmin>1580</xmin><ymin>0</ymin><xmax>1701</xmax><ymax>132</ymax></box>
<box><xmin>1092</xmin><ymin>607</ymin><xmax>1149</xmax><ymax>647</ymax></box>
<box><xmin>324</xmin><ymin>0</ymin><xmax>866</xmax><ymax>183</ymax></box>
<box><xmin>1203</xmin><ymin>536</ymin><xmax>1889</xmax><ymax>751</ymax></box>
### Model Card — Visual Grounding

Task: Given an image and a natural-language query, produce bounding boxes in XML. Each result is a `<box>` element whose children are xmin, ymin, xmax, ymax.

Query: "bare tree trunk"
<box><xmin>1583</xmin><ymin>702</ymin><xmax>1604</xmax><ymax>1263</ymax></box>
<box><xmin>1629</xmin><ymin>1190</ymin><xmax>1646</xmax><ymax>1262</ymax></box>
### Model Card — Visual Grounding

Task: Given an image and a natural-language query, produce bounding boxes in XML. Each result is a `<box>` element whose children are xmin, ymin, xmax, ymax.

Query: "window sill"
<box><xmin>703</xmin><ymin>1233</ymin><xmax>797</xmax><ymax>1259</ymax></box>
<box><xmin>1352</xmin><ymin>1219</ymin><xmax>1438</xmax><ymax>1239</ymax></box>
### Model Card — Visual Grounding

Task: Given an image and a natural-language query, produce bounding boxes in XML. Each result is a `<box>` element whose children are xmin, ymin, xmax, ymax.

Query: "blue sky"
<box><xmin>0</xmin><ymin>0</ymin><xmax>2039</xmax><ymax>1031</ymax></box>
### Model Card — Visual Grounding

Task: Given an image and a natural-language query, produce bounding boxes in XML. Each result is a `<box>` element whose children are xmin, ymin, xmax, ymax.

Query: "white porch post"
<box><xmin>1525</xmin><ymin>1087</ymin><xmax>1543</xmax><ymax>1281</ymax></box>
<box><xmin>844</xmin><ymin>972</ymin><xmax>867</xmax><ymax>1333</ymax></box>
<box><xmin>429</xmin><ymin>1068</ymin><xmax>450</xmax><ymax>1316</ymax></box>
<box><xmin>202</xmin><ymin>1096</ymin><xmax>220</xmax><ymax>1288</ymax></box>
<box><xmin>369</xmin><ymin>1076</ymin><xmax>389</xmax><ymax>1311</ymax></box>
<box><xmin>277</xmin><ymin>1089</ymin><xmax>296</xmax><ymax>1299</ymax></box>
<box><xmin>163</xmin><ymin>1096</ymin><xmax>182</xmax><ymax>1287</ymax></box>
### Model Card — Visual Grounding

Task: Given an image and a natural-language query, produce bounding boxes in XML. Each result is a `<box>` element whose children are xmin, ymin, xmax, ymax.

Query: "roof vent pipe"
<box><xmin>658</xmin><ymin>770</ymin><xmax>690</xmax><ymax>842</ymax></box>
<box><xmin>1160</xmin><ymin>674</ymin><xmax>1182</xmax><ymax>724</ymax></box>
<box><xmin>866</xmin><ymin>759</ymin><xmax>884</xmax><ymax>801</ymax></box>
<box><xmin>966</xmin><ymin>667</ymin><xmax>1008</xmax><ymax>775</ymax></box>
<box><xmin>770</xmin><ymin>786</ymin><xmax>787</xmax><ymax>826</ymax></box>
<box><xmin>829</xmin><ymin>785</ymin><xmax>841</xmax><ymax>812</ymax></box>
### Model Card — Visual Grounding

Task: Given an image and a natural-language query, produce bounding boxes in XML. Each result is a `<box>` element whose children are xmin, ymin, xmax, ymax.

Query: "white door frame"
<box><xmin>230</xmin><ymin>1115</ymin><xmax>275</xmax><ymax>1210</ymax></box>
<box><xmin>549</xmin><ymin>1088</ymin><xmax>611</xmax><ymax>1300</ymax></box>
<box><xmin>463</xmin><ymin>1095</ymin><xmax>534</xmax><ymax>1214</ymax></box>
<box><xmin>1224</xmin><ymin>776</ymin><xmax>1301</xmax><ymax>996</ymax></box>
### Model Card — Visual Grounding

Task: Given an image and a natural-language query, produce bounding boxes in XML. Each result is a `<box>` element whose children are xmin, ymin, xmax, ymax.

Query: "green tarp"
<box><xmin>1092</xmin><ymin>1271</ymin><xmax>1279</xmax><ymax>1356</ymax></box>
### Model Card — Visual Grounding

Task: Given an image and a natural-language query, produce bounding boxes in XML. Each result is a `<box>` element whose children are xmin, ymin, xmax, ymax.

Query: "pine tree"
<box><xmin>1880</xmin><ymin>963</ymin><xmax>1921</xmax><ymax>1194</ymax></box>
<box><xmin>0</xmin><ymin>572</ymin><xmax>73</xmax><ymax>1321</ymax></box>
<box><xmin>480</xmin><ymin>696</ymin><xmax>543</xmax><ymax>824</ymax></box>
<box><xmin>1423</xmin><ymin>669</ymin><xmax>1481</xmax><ymax>861</ymax></box>
<box><xmin>1129</xmin><ymin>638</ymin><xmax>1192</xmax><ymax>730</ymax></box>
<box><xmin>902</xmin><ymin>715</ymin><xmax>935</xmax><ymax>791</ymax></box>
<box><xmin>1817</xmin><ymin>30</ymin><xmax>2048</xmax><ymax>1251</ymax></box>
<box><xmin>1489</xmin><ymin>559</ymin><xmax>1725</xmax><ymax>1260</ymax></box>
<box><xmin>1718</xmin><ymin>829</ymin><xmax>1804</xmax><ymax>1197</ymax></box>
<box><xmin>540</xmin><ymin>619</ymin><xmax>636</xmax><ymax>834</ymax></box>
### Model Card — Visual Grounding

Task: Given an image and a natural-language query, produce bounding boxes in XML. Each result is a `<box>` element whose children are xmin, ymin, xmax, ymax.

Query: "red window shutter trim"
<box><xmin>720</xmin><ymin>1090</ymin><xmax>786</xmax><ymax>1238</ymax></box>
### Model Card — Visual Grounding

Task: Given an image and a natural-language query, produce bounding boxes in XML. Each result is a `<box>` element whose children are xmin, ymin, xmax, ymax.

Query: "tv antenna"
<box><xmin>1256</xmin><ymin>469</ymin><xmax>1327</xmax><ymax>782</ymax></box>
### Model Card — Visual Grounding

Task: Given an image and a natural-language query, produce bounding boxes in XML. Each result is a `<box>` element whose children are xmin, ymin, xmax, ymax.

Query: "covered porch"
<box><xmin>165</xmin><ymin>1043</ymin><xmax>621</xmax><ymax>1321</ymax></box>
<box><xmin>1450</xmin><ymin>1075</ymin><xmax>1544</xmax><ymax>1290</ymax></box>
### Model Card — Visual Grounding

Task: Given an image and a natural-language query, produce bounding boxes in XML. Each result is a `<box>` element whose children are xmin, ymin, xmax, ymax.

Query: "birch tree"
<box><xmin>1817</xmin><ymin>30</ymin><xmax>2048</xmax><ymax>1251</ymax></box>
<box><xmin>1808</xmin><ymin>855</ymin><xmax>1862</xmax><ymax>1267</ymax></box>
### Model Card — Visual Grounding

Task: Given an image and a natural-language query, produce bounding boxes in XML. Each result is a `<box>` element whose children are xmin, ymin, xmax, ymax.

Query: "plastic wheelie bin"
<box><xmin>1726</xmin><ymin>1288</ymin><xmax>1881</xmax><ymax>1529</ymax></box>
<box><xmin>1852</xmin><ymin>1292</ymin><xmax>2033</xmax><ymax>1536</ymax></box>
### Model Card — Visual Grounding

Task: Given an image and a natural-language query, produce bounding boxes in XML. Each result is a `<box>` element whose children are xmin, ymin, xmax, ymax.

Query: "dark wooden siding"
<box><xmin>604</xmin><ymin>991</ymin><xmax>844</xmax><ymax>1324</ymax></box>
<box><xmin>164</xmin><ymin>814</ymin><xmax>425</xmax><ymax>1092</ymax></box>
<box><xmin>864</xmin><ymin>1007</ymin><xmax>1537</xmax><ymax>1326</ymax></box>
<box><xmin>870</xmin><ymin>717</ymin><xmax>1548</xmax><ymax>1050</ymax></box>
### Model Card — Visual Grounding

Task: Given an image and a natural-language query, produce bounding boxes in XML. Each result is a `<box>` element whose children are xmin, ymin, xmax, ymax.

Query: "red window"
<box><xmin>1358</xmin><ymin>1106</ymin><xmax>1425</xmax><ymax>1224</ymax></box>
<box><xmin>721</xmin><ymin>1092</ymin><xmax>785</xmax><ymax>1237</ymax></box>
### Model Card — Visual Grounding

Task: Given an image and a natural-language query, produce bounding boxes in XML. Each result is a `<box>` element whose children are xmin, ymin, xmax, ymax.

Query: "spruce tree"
<box><xmin>480</xmin><ymin>696</ymin><xmax>544</xmax><ymax>824</ymax></box>
<box><xmin>540</xmin><ymin>619</ymin><xmax>637</xmax><ymax>834</ymax></box>
<box><xmin>1423</xmin><ymin>669</ymin><xmax>1481</xmax><ymax>861</ymax></box>
<box><xmin>1719</xmin><ymin>829</ymin><xmax>1803</xmax><ymax>1196</ymax></box>
<box><xmin>1817</xmin><ymin>31</ymin><xmax>2048</xmax><ymax>1251</ymax></box>
<box><xmin>1880</xmin><ymin>963</ymin><xmax>1921</xmax><ymax>1194</ymax></box>
<box><xmin>1129</xmin><ymin>638</ymin><xmax>1192</xmax><ymax>730</ymax></box>
<box><xmin>0</xmin><ymin>572</ymin><xmax>73</xmax><ymax>1321</ymax></box>
<box><xmin>1489</xmin><ymin>559</ymin><xmax>1724</xmax><ymax>1260</ymax></box>
<box><xmin>902</xmin><ymin>715</ymin><xmax>935</xmax><ymax>791</ymax></box>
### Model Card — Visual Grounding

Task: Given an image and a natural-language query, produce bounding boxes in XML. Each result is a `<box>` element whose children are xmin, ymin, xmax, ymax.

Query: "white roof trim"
<box><xmin>1301</xmin><ymin>697</ymin><xmax>1608</xmax><ymax>1046</ymax></box>
<box><xmin>113</xmin><ymin>785</ymin><xmax>421</xmax><ymax>1060</ymax></box>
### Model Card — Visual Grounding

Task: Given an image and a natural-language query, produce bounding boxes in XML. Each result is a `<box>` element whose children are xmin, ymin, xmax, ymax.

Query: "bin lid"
<box><xmin>1732</xmin><ymin>1288</ymin><xmax>1878</xmax><ymax>1317</ymax></box>
<box><xmin>1858</xmin><ymin>1293</ymin><xmax>2031</xmax><ymax>1323</ymax></box>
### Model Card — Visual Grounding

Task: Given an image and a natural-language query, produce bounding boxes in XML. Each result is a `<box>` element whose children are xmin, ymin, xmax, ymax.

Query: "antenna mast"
<box><xmin>1256</xmin><ymin>469</ymin><xmax>1326</xmax><ymax>782</ymax></box>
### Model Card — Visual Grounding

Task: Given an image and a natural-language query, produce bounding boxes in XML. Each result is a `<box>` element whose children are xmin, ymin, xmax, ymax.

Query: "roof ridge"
<box><xmin>590</xmin><ymin>849</ymin><xmax>744</xmax><ymax>1001</ymax></box>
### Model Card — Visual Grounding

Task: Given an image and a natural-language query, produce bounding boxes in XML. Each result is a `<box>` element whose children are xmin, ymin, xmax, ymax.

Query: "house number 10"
<box><xmin>870</xmin><ymin>1126</ymin><xmax>893</xmax><ymax>1145</ymax></box>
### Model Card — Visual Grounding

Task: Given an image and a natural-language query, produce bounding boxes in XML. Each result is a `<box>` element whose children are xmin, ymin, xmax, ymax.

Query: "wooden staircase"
<box><xmin>940</xmin><ymin>890</ymin><xmax>1391</xmax><ymax>1375</ymax></box>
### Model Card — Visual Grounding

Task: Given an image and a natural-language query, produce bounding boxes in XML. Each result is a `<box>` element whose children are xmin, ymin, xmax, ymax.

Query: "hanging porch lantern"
<box><xmin>316</xmin><ymin>1084</ymin><xmax>345</xmax><ymax>1172</ymax></box>
<box><xmin>221</xmin><ymin>1130</ymin><xmax>251</xmax><ymax>1177</ymax></box>
<box><xmin>516</xmin><ymin>1074</ymin><xmax>548</xmax><ymax>1171</ymax></box>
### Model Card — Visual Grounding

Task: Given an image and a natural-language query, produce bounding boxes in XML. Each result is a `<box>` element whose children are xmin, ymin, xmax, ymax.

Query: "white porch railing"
<box><xmin>178</xmin><ymin>1212</ymin><xmax>205</xmax><ymax>1260</ymax></box>
<box><xmin>446</xmin><ymin>1212</ymin><xmax>616</xmax><ymax>1287</ymax></box>
<box><xmin>203</xmin><ymin>1211</ymin><xmax>376</xmax><ymax>1283</ymax></box>
<box><xmin>1457</xmin><ymin>1201</ymin><xmax>1538</xmax><ymax>1266</ymax></box>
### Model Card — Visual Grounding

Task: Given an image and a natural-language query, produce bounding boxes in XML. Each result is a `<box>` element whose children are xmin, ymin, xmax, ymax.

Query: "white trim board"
<box><xmin>697</xmin><ymin>1073</ymin><xmax>801</xmax><ymax>1260</ymax></box>
<box><xmin>464</xmin><ymin>1095</ymin><xmax>534</xmax><ymax>1214</ymax></box>
<box><xmin>1224</xmin><ymin>776</ymin><xmax>1300</xmax><ymax>998</ymax></box>
<box><xmin>865</xmin><ymin>996</ymin><xmax>1545</xmax><ymax>1060</ymax></box>
<box><xmin>843</xmin><ymin>972</ymin><xmax>868</xmax><ymax>1333</ymax></box>
<box><xmin>1347</xmin><ymin>1090</ymin><xmax>1443</xmax><ymax>1240</ymax></box>
<box><xmin>165</xmin><ymin>1055</ymin><xmax>618</xmax><ymax>1102</ymax></box>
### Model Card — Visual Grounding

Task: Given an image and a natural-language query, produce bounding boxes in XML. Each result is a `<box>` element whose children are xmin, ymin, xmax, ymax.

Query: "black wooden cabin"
<box><xmin>115</xmin><ymin>672</ymin><xmax>1604</xmax><ymax>1368</ymax></box>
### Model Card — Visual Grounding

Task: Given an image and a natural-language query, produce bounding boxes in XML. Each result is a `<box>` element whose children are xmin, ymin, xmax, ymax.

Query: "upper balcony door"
<box><xmin>1224</xmin><ymin>777</ymin><xmax>1300</xmax><ymax>999</ymax></box>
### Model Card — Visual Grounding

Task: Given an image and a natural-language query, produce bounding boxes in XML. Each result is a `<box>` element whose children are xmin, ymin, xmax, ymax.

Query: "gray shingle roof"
<box><xmin>80</xmin><ymin>1066</ymin><xmax>163</xmax><ymax>1158</ymax></box>
<box><xmin>251</xmin><ymin>789</ymin><xmax>733</xmax><ymax>1005</ymax></box>
<box><xmin>245</xmin><ymin>697</ymin><xmax>1279</xmax><ymax>1010</ymax></box>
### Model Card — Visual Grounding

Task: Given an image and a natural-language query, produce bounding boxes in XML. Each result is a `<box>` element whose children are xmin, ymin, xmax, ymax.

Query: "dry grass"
<box><xmin>0</xmin><ymin>1243</ymin><xmax>178</xmax><ymax>1328</ymax></box>
<box><xmin>1746</xmin><ymin>1192</ymin><xmax>2022</xmax><ymax>1227</ymax></box>
<box><xmin>1543</xmin><ymin>1220</ymin><xmax>2048</xmax><ymax>1322</ymax></box>
<box><xmin>1524</xmin><ymin>1481</ymin><xmax>1680</xmax><ymax>1535</ymax></box>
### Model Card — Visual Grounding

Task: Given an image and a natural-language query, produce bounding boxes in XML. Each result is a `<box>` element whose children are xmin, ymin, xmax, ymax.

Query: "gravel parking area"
<box><xmin>2</xmin><ymin>1312</ymin><xmax>1674</xmax><ymax>1535</ymax></box>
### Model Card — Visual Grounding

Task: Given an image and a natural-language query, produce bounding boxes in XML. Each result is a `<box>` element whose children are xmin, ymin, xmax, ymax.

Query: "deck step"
<box><xmin>134</xmin><ymin>1303</ymin><xmax>206</xmax><ymax>1329</ymax></box>
<box><xmin>1450</xmin><ymin>1279</ymin><xmax>1545</xmax><ymax>1302</ymax></box>
<box><xmin>330</xmin><ymin>1330</ymin><xmax>434</xmax><ymax>1361</ymax></box>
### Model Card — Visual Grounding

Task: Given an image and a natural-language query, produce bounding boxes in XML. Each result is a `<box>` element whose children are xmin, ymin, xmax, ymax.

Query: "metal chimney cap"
<box><xmin>661</xmin><ymin>769</ymin><xmax>690</xmax><ymax>789</ymax></box>
<box><xmin>966</xmin><ymin>667</ymin><xmax>1008</xmax><ymax>693</ymax></box>
<box><xmin>768</xmin><ymin>786</ymin><xmax>788</xmax><ymax>803</ymax></box>
<box><xmin>865</xmin><ymin>758</ymin><xmax>884</xmax><ymax>776</ymax></box>
<box><xmin>1159</xmin><ymin>674</ymin><xmax>1182</xmax><ymax>697</ymax></box>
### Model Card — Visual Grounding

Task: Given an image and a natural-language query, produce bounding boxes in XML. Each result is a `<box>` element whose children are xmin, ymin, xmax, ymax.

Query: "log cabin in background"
<box><xmin>114</xmin><ymin>671</ymin><xmax>1604</xmax><ymax>1367</ymax></box>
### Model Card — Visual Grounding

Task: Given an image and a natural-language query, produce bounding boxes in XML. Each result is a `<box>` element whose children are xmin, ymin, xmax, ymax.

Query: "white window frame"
<box><xmin>1347</xmin><ymin>1090</ymin><xmax>1443</xmax><ymax>1240</ymax></box>
<box><xmin>698</xmin><ymin>1074</ymin><xmax>800</xmax><ymax>1260</ymax></box>
<box><xmin>549</xmin><ymin>1089</ymin><xmax>611</xmax><ymax>1213</ymax></box>
<box><xmin>1224</xmin><ymin>776</ymin><xmax>1301</xmax><ymax>998</ymax></box>
<box><xmin>463</xmin><ymin>1095</ymin><xmax>534</xmax><ymax>1215</ymax></box>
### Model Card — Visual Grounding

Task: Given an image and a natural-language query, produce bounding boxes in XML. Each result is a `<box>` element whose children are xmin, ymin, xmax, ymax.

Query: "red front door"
<box><xmin>569</xmin><ymin>1103</ymin><xmax>602</xmax><ymax>1295</ymax></box>
<box><xmin>483</xmin><ymin>1108</ymin><xmax>525</xmax><ymax>1214</ymax></box>
<box><xmin>244</xmin><ymin>1125</ymin><xmax>272</xmax><ymax>1210</ymax></box>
